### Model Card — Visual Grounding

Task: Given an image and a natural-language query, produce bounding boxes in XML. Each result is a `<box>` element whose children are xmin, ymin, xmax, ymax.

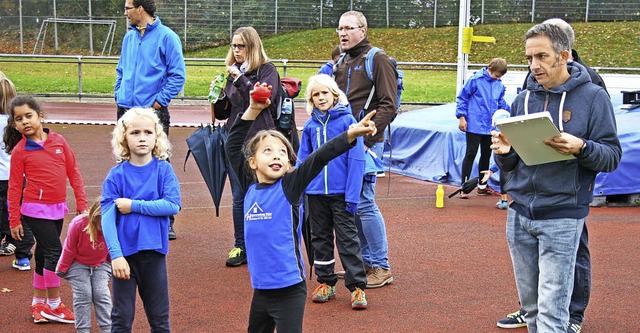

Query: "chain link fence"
<box><xmin>1</xmin><ymin>0</ymin><xmax>638</xmax><ymax>55</ymax></box>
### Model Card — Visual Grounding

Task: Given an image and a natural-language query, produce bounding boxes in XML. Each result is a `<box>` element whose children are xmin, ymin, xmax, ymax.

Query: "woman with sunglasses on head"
<box><xmin>210</xmin><ymin>26</ymin><xmax>281</xmax><ymax>268</ymax></box>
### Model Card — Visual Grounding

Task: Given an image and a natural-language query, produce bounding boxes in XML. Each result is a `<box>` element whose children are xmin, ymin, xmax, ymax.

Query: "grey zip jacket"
<box><xmin>496</xmin><ymin>61</ymin><xmax>622</xmax><ymax>220</ymax></box>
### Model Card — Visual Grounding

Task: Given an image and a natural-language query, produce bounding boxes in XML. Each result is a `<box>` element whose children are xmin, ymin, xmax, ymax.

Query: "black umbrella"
<box><xmin>184</xmin><ymin>124</ymin><xmax>228</xmax><ymax>217</ymax></box>
<box><xmin>301</xmin><ymin>195</ymin><xmax>314</xmax><ymax>277</ymax></box>
<box><xmin>447</xmin><ymin>177</ymin><xmax>479</xmax><ymax>198</ymax></box>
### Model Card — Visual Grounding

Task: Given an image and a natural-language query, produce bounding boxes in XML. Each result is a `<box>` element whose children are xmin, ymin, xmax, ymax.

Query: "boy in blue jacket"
<box><xmin>297</xmin><ymin>74</ymin><xmax>368</xmax><ymax>310</ymax></box>
<box><xmin>456</xmin><ymin>58</ymin><xmax>510</xmax><ymax>198</ymax></box>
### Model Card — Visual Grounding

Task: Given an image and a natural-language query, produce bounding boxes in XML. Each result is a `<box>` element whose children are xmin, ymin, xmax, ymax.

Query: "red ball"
<box><xmin>251</xmin><ymin>85</ymin><xmax>271</xmax><ymax>103</ymax></box>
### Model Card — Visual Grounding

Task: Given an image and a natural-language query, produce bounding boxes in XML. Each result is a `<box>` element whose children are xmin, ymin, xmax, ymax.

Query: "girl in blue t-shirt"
<box><xmin>226</xmin><ymin>82</ymin><xmax>377</xmax><ymax>333</ymax></box>
<box><xmin>101</xmin><ymin>108</ymin><xmax>181</xmax><ymax>332</ymax></box>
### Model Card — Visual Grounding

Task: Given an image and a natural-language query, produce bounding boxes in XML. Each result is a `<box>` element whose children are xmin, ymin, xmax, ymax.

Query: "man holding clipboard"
<box><xmin>490</xmin><ymin>23</ymin><xmax>621</xmax><ymax>333</ymax></box>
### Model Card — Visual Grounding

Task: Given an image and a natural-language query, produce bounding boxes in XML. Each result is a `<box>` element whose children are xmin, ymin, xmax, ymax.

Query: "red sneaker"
<box><xmin>30</xmin><ymin>303</ymin><xmax>49</xmax><ymax>324</ymax></box>
<box><xmin>41</xmin><ymin>303</ymin><xmax>75</xmax><ymax>324</ymax></box>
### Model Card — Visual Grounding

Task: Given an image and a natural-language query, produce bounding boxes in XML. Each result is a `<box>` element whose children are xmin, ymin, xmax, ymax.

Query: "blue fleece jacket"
<box><xmin>456</xmin><ymin>67</ymin><xmax>511</xmax><ymax>135</ymax></box>
<box><xmin>297</xmin><ymin>103</ymin><xmax>365</xmax><ymax>206</ymax></box>
<box><xmin>115</xmin><ymin>17</ymin><xmax>186</xmax><ymax>109</ymax></box>
<box><xmin>496</xmin><ymin>62</ymin><xmax>621</xmax><ymax>220</ymax></box>
<box><xmin>101</xmin><ymin>158</ymin><xmax>181</xmax><ymax>259</ymax></box>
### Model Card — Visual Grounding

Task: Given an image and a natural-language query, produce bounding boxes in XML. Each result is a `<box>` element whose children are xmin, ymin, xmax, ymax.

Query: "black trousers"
<box><xmin>462</xmin><ymin>132</ymin><xmax>492</xmax><ymax>183</ymax></box>
<box><xmin>23</xmin><ymin>216</ymin><xmax>63</xmax><ymax>275</ymax></box>
<box><xmin>111</xmin><ymin>250</ymin><xmax>170</xmax><ymax>333</ymax></box>
<box><xmin>308</xmin><ymin>195</ymin><xmax>367</xmax><ymax>291</ymax></box>
<box><xmin>0</xmin><ymin>180</ymin><xmax>35</xmax><ymax>259</ymax></box>
<box><xmin>248</xmin><ymin>281</ymin><xmax>306</xmax><ymax>333</ymax></box>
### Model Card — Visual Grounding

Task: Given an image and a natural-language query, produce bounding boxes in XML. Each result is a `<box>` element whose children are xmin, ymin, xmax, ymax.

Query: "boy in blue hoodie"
<box><xmin>456</xmin><ymin>58</ymin><xmax>510</xmax><ymax>198</ymax></box>
<box><xmin>297</xmin><ymin>74</ymin><xmax>368</xmax><ymax>310</ymax></box>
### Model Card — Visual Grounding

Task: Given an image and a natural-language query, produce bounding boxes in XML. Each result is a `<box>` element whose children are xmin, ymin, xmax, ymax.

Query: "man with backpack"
<box><xmin>332</xmin><ymin>10</ymin><xmax>397</xmax><ymax>289</ymax></box>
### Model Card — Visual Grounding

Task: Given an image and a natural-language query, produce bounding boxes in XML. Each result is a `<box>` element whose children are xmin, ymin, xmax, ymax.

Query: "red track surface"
<box><xmin>0</xmin><ymin>102</ymin><xmax>638</xmax><ymax>332</ymax></box>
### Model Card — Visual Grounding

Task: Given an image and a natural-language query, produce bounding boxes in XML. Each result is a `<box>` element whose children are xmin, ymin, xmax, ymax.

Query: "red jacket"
<box><xmin>8</xmin><ymin>129</ymin><xmax>88</xmax><ymax>228</ymax></box>
<box><xmin>57</xmin><ymin>214</ymin><xmax>110</xmax><ymax>273</ymax></box>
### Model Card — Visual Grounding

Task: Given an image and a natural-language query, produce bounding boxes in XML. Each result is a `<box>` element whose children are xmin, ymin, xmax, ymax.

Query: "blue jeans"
<box><xmin>227</xmin><ymin>159</ymin><xmax>245</xmax><ymax>250</ymax></box>
<box><xmin>355</xmin><ymin>142</ymin><xmax>390</xmax><ymax>270</ymax></box>
<box><xmin>506</xmin><ymin>208</ymin><xmax>584</xmax><ymax>333</ymax></box>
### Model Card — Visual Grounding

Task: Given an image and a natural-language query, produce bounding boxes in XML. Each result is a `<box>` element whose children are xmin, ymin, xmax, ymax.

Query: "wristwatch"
<box><xmin>580</xmin><ymin>140</ymin><xmax>587</xmax><ymax>153</ymax></box>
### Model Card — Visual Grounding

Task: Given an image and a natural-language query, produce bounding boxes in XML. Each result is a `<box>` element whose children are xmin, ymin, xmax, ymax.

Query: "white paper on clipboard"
<box><xmin>495</xmin><ymin>111</ymin><xmax>576</xmax><ymax>166</ymax></box>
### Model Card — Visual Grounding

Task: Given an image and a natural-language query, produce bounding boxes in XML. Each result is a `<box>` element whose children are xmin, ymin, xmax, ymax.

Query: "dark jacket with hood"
<box><xmin>213</xmin><ymin>62</ymin><xmax>280</xmax><ymax>142</ymax></box>
<box><xmin>333</xmin><ymin>38</ymin><xmax>398</xmax><ymax>147</ymax></box>
<box><xmin>497</xmin><ymin>61</ymin><xmax>621</xmax><ymax>220</ymax></box>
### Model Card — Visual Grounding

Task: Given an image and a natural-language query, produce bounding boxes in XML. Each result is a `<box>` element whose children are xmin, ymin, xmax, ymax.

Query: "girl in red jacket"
<box><xmin>5</xmin><ymin>95</ymin><xmax>88</xmax><ymax>325</ymax></box>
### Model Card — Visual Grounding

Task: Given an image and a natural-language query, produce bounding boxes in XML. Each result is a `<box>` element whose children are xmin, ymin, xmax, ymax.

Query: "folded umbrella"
<box><xmin>447</xmin><ymin>177</ymin><xmax>479</xmax><ymax>198</ymax></box>
<box><xmin>185</xmin><ymin>124</ymin><xmax>228</xmax><ymax>217</ymax></box>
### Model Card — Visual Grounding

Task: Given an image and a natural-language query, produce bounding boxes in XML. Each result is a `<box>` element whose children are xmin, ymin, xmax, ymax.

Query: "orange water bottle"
<box><xmin>436</xmin><ymin>185</ymin><xmax>444</xmax><ymax>208</ymax></box>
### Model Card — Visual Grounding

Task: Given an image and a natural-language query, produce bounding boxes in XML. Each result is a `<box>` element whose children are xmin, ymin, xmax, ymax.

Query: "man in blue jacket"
<box><xmin>115</xmin><ymin>0</ymin><xmax>186</xmax><ymax>240</ymax></box>
<box><xmin>491</xmin><ymin>23</ymin><xmax>621</xmax><ymax>333</ymax></box>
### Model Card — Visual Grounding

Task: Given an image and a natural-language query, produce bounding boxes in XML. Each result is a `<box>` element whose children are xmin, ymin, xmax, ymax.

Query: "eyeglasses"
<box><xmin>336</xmin><ymin>26</ymin><xmax>362</xmax><ymax>33</ymax></box>
<box><xmin>231</xmin><ymin>44</ymin><xmax>246</xmax><ymax>50</ymax></box>
<box><xmin>124</xmin><ymin>6</ymin><xmax>137</xmax><ymax>11</ymax></box>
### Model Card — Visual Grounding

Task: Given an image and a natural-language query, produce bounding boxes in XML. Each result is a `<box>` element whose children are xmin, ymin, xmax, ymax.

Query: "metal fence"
<box><xmin>1</xmin><ymin>0</ymin><xmax>639</xmax><ymax>55</ymax></box>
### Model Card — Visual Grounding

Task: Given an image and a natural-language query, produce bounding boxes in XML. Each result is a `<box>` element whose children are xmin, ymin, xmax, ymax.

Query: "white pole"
<box><xmin>53</xmin><ymin>0</ymin><xmax>58</xmax><ymax>52</ymax></box>
<box><xmin>456</xmin><ymin>0</ymin><xmax>470</xmax><ymax>95</ymax></box>
<box><xmin>89</xmin><ymin>0</ymin><xmax>94</xmax><ymax>54</ymax></box>
<box><xmin>184</xmin><ymin>0</ymin><xmax>187</xmax><ymax>44</ymax></box>
<box><xmin>433</xmin><ymin>0</ymin><xmax>437</xmax><ymax>28</ymax></box>
<box><xmin>275</xmin><ymin>0</ymin><xmax>278</xmax><ymax>34</ymax></box>
<box><xmin>229</xmin><ymin>0</ymin><xmax>233</xmax><ymax>41</ymax></box>
<box><xmin>19</xmin><ymin>0</ymin><xmax>24</xmax><ymax>54</ymax></box>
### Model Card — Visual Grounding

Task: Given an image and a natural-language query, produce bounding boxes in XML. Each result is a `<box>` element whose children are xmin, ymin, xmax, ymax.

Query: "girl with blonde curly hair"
<box><xmin>101</xmin><ymin>107</ymin><xmax>181</xmax><ymax>331</ymax></box>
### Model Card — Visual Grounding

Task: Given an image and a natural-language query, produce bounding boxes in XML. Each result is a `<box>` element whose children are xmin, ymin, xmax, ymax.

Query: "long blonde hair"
<box><xmin>83</xmin><ymin>200</ymin><xmax>102</xmax><ymax>243</ymax></box>
<box><xmin>0</xmin><ymin>77</ymin><xmax>17</xmax><ymax>115</ymax></box>
<box><xmin>225</xmin><ymin>27</ymin><xmax>269</xmax><ymax>73</ymax></box>
<box><xmin>111</xmin><ymin>108</ymin><xmax>171</xmax><ymax>162</ymax></box>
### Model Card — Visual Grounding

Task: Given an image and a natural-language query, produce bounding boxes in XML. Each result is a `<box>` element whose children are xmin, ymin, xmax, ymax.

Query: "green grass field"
<box><xmin>1</xmin><ymin>21</ymin><xmax>638</xmax><ymax>104</ymax></box>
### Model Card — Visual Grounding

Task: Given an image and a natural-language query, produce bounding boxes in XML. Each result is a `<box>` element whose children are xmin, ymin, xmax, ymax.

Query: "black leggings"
<box><xmin>23</xmin><ymin>216</ymin><xmax>63</xmax><ymax>275</ymax></box>
<box><xmin>461</xmin><ymin>132</ymin><xmax>492</xmax><ymax>183</ymax></box>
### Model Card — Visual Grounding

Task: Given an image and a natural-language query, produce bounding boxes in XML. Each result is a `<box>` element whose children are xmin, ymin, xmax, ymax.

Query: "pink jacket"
<box><xmin>56</xmin><ymin>214</ymin><xmax>110</xmax><ymax>273</ymax></box>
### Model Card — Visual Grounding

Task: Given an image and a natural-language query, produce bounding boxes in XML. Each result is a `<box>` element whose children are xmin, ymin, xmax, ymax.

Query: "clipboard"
<box><xmin>495</xmin><ymin>111</ymin><xmax>576</xmax><ymax>166</ymax></box>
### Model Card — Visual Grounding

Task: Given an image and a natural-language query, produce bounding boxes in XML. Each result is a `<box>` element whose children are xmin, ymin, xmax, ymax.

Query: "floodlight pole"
<box><xmin>455</xmin><ymin>0</ymin><xmax>470</xmax><ymax>95</ymax></box>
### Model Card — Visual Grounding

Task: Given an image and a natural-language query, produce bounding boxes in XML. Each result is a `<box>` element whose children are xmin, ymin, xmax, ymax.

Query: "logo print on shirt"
<box><xmin>354</xmin><ymin>65</ymin><xmax>363</xmax><ymax>71</ymax></box>
<box><xmin>55</xmin><ymin>148</ymin><xmax>63</xmax><ymax>154</ymax></box>
<box><xmin>245</xmin><ymin>202</ymin><xmax>272</xmax><ymax>221</ymax></box>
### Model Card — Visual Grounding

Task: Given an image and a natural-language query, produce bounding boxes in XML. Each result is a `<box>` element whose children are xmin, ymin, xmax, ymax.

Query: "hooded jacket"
<box><xmin>297</xmin><ymin>103</ymin><xmax>365</xmax><ymax>206</ymax></box>
<box><xmin>115</xmin><ymin>17</ymin><xmax>186</xmax><ymax>109</ymax></box>
<box><xmin>496</xmin><ymin>62</ymin><xmax>621</xmax><ymax>220</ymax></box>
<box><xmin>333</xmin><ymin>39</ymin><xmax>397</xmax><ymax>147</ymax></box>
<box><xmin>456</xmin><ymin>67</ymin><xmax>511</xmax><ymax>135</ymax></box>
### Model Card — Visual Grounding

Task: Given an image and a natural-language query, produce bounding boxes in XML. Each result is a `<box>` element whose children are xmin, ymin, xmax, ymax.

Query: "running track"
<box><xmin>0</xmin><ymin>102</ymin><xmax>638</xmax><ymax>332</ymax></box>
